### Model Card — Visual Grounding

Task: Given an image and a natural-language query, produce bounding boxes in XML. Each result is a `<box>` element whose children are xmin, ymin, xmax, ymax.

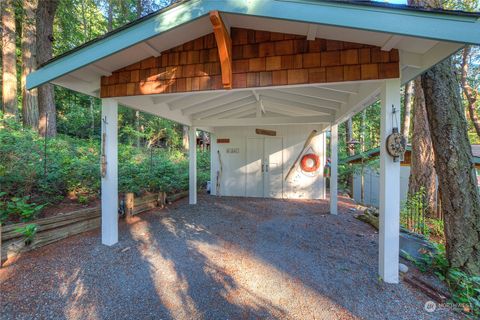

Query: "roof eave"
<box><xmin>27</xmin><ymin>0</ymin><xmax>480</xmax><ymax>90</ymax></box>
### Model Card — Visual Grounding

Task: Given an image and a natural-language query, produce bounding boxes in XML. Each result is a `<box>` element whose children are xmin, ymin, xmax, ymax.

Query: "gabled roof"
<box><xmin>27</xmin><ymin>0</ymin><xmax>480</xmax><ymax>90</ymax></box>
<box><xmin>38</xmin><ymin>0</ymin><xmax>480</xmax><ymax>71</ymax></box>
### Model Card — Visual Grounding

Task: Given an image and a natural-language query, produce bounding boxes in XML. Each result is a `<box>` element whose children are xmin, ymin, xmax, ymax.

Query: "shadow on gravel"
<box><xmin>1</xmin><ymin>195</ymin><xmax>455</xmax><ymax>319</ymax></box>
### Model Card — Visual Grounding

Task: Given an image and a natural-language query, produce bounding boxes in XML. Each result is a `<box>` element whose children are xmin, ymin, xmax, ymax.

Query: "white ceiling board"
<box><xmin>396</xmin><ymin>36</ymin><xmax>438</xmax><ymax>55</ymax></box>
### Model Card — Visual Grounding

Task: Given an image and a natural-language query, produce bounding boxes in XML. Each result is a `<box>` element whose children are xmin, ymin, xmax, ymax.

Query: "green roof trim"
<box><xmin>341</xmin><ymin>146</ymin><xmax>480</xmax><ymax>165</ymax></box>
<box><xmin>27</xmin><ymin>0</ymin><xmax>480</xmax><ymax>90</ymax></box>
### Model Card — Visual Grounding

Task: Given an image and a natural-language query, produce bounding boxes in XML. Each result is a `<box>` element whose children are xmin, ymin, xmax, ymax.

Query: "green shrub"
<box><xmin>15</xmin><ymin>224</ymin><xmax>38</xmax><ymax>245</ymax></box>
<box><xmin>0</xmin><ymin>118</ymin><xmax>210</xmax><ymax>215</ymax></box>
<box><xmin>0</xmin><ymin>193</ymin><xmax>45</xmax><ymax>223</ymax></box>
<box><xmin>408</xmin><ymin>244</ymin><xmax>480</xmax><ymax>317</ymax></box>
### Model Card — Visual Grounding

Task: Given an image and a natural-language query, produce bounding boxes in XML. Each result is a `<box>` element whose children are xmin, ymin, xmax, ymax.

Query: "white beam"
<box><xmin>192</xmin><ymin>115</ymin><xmax>333</xmax><ymax>127</ymax></box>
<box><xmin>224</xmin><ymin>107</ymin><xmax>256</xmax><ymax>119</ymax></box>
<box><xmin>208</xmin><ymin>103</ymin><xmax>256</xmax><ymax>119</ymax></box>
<box><xmin>101</xmin><ymin>99</ymin><xmax>118</xmax><ymax>246</ymax></box>
<box><xmin>379</xmin><ymin>79</ymin><xmax>401</xmax><ymax>284</ymax></box>
<box><xmin>115</xmin><ymin>96</ymin><xmax>192</xmax><ymax>126</ymax></box>
<box><xmin>183</xmin><ymin>92</ymin><xmax>252</xmax><ymax>116</ymax></box>
<box><xmin>256</xmin><ymin>101</ymin><xmax>262</xmax><ymax>118</ymax></box>
<box><xmin>152</xmin><ymin>93</ymin><xmax>195</xmax><ymax>105</ymax></box>
<box><xmin>330</xmin><ymin>124</ymin><xmax>338</xmax><ymax>215</ymax></box>
<box><xmin>400</xmin><ymin>42</ymin><xmax>462</xmax><ymax>84</ymax></box>
<box><xmin>334</xmin><ymin>82</ymin><xmax>383</xmax><ymax>125</ymax></box>
<box><xmin>52</xmin><ymin>75</ymin><xmax>99</xmax><ymax>96</ymax></box>
<box><xmin>381</xmin><ymin>35</ymin><xmax>402</xmax><ymax>51</ymax></box>
<box><xmin>261</xmin><ymin>95</ymin><xmax>336</xmax><ymax>115</ymax></box>
<box><xmin>277</xmin><ymin>87</ymin><xmax>350</xmax><ymax>104</ymax></box>
<box><xmin>315</xmin><ymin>83</ymin><xmax>359</xmax><ymax>95</ymax></box>
<box><xmin>260</xmin><ymin>89</ymin><xmax>340</xmax><ymax>110</ymax></box>
<box><xmin>189</xmin><ymin>127</ymin><xmax>197</xmax><ymax>204</ymax></box>
<box><xmin>140</xmin><ymin>41</ymin><xmax>161</xmax><ymax>57</ymax></box>
<box><xmin>319</xmin><ymin>131</ymin><xmax>327</xmax><ymax>200</ymax></box>
<box><xmin>306</xmin><ymin>24</ymin><xmax>318</xmax><ymax>41</ymax></box>
<box><xmin>169</xmin><ymin>92</ymin><xmax>230</xmax><ymax>111</ymax></box>
<box><xmin>262</xmin><ymin>103</ymin><xmax>302</xmax><ymax>117</ymax></box>
<box><xmin>192</xmin><ymin>96</ymin><xmax>256</xmax><ymax>119</ymax></box>
<box><xmin>399</xmin><ymin>50</ymin><xmax>422</xmax><ymax>69</ymax></box>
<box><xmin>87</xmin><ymin>64</ymin><xmax>112</xmax><ymax>76</ymax></box>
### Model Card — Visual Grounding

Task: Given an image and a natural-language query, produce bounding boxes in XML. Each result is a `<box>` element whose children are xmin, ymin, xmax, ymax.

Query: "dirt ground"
<box><xmin>0</xmin><ymin>195</ymin><xmax>459</xmax><ymax>320</ymax></box>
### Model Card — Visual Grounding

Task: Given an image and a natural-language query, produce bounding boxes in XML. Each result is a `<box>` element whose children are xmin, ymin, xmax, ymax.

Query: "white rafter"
<box><xmin>259</xmin><ymin>93</ymin><xmax>338</xmax><ymax>113</ymax></box>
<box><xmin>192</xmin><ymin>96</ymin><xmax>257</xmax><ymax>119</ymax></box>
<box><xmin>169</xmin><ymin>91</ymin><xmax>230</xmax><ymax>111</ymax></box>
<box><xmin>87</xmin><ymin>64</ymin><xmax>112</xmax><ymax>76</ymax></box>
<box><xmin>274</xmin><ymin>87</ymin><xmax>350</xmax><ymax>104</ymax></box>
<box><xmin>183</xmin><ymin>91</ymin><xmax>253</xmax><ymax>116</ymax></box>
<box><xmin>192</xmin><ymin>115</ymin><xmax>334</xmax><ymax>127</ymax></box>
<box><xmin>221</xmin><ymin>106</ymin><xmax>257</xmax><ymax>119</ymax></box>
<box><xmin>208</xmin><ymin>104</ymin><xmax>256</xmax><ymax>119</ymax></box>
<box><xmin>381</xmin><ymin>35</ymin><xmax>403</xmax><ymax>51</ymax></box>
<box><xmin>261</xmin><ymin>99</ymin><xmax>326</xmax><ymax>116</ymax></box>
<box><xmin>335</xmin><ymin>82</ymin><xmax>383</xmax><ymax>125</ymax></box>
<box><xmin>306</xmin><ymin>24</ymin><xmax>318</xmax><ymax>41</ymax></box>
<box><xmin>259</xmin><ymin>89</ymin><xmax>340</xmax><ymax>110</ymax></box>
<box><xmin>315</xmin><ymin>83</ymin><xmax>359</xmax><ymax>95</ymax></box>
<box><xmin>262</xmin><ymin>103</ymin><xmax>304</xmax><ymax>117</ymax></box>
<box><xmin>140</xmin><ymin>41</ymin><xmax>161</xmax><ymax>57</ymax></box>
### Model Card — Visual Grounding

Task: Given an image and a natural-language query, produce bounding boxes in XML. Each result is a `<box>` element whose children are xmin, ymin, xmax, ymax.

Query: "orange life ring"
<box><xmin>300</xmin><ymin>153</ymin><xmax>320</xmax><ymax>172</ymax></box>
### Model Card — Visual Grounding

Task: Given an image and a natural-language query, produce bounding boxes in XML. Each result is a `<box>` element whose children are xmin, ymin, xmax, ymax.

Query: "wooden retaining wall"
<box><xmin>0</xmin><ymin>191</ymin><xmax>189</xmax><ymax>264</ymax></box>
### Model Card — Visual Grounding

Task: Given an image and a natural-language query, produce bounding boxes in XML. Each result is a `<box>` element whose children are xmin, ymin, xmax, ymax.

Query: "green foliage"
<box><xmin>0</xmin><ymin>192</ymin><xmax>45</xmax><ymax>223</ymax></box>
<box><xmin>14</xmin><ymin>224</ymin><xmax>38</xmax><ymax>245</ymax></box>
<box><xmin>77</xmin><ymin>195</ymin><xmax>89</xmax><ymax>205</ymax></box>
<box><xmin>409</xmin><ymin>244</ymin><xmax>480</xmax><ymax>317</ymax></box>
<box><xmin>401</xmin><ymin>187</ymin><xmax>428</xmax><ymax>235</ymax></box>
<box><xmin>0</xmin><ymin>116</ymin><xmax>210</xmax><ymax>220</ymax></box>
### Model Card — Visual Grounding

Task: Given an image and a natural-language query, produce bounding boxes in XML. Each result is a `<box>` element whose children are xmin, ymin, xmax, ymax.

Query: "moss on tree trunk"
<box><xmin>421</xmin><ymin>58</ymin><xmax>480</xmax><ymax>275</ymax></box>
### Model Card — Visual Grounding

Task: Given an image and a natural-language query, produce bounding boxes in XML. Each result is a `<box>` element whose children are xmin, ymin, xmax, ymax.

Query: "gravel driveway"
<box><xmin>0</xmin><ymin>195</ymin><xmax>458</xmax><ymax>319</ymax></box>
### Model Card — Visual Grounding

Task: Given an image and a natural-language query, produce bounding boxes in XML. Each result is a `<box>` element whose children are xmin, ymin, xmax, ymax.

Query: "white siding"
<box><xmin>210</xmin><ymin>125</ymin><xmax>326</xmax><ymax>199</ymax></box>
<box><xmin>353</xmin><ymin>166</ymin><xmax>410</xmax><ymax>207</ymax></box>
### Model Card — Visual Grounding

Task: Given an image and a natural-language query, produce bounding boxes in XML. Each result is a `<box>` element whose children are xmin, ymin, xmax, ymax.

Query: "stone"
<box><xmin>399</xmin><ymin>263</ymin><xmax>409</xmax><ymax>273</ymax></box>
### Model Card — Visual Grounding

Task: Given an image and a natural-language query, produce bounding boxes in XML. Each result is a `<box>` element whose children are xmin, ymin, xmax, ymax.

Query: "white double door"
<box><xmin>246</xmin><ymin>137</ymin><xmax>283</xmax><ymax>198</ymax></box>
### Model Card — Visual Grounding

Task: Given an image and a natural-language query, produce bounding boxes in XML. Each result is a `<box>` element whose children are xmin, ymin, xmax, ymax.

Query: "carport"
<box><xmin>27</xmin><ymin>0</ymin><xmax>480</xmax><ymax>284</ymax></box>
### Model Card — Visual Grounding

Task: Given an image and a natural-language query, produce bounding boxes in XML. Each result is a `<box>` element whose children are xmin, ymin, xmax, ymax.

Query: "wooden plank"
<box><xmin>210</xmin><ymin>11</ymin><xmax>233</xmax><ymax>89</ymax></box>
<box><xmin>255</xmin><ymin>128</ymin><xmax>277</xmax><ymax>136</ymax></box>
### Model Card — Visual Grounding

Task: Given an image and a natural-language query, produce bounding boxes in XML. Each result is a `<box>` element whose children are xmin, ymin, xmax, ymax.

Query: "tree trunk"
<box><xmin>1</xmin><ymin>0</ymin><xmax>18</xmax><ymax>118</ymax></box>
<box><xmin>408</xmin><ymin>77</ymin><xmax>436</xmax><ymax>216</ymax></box>
<box><xmin>422</xmin><ymin>58</ymin><xmax>480</xmax><ymax>275</ymax></box>
<box><xmin>107</xmin><ymin>0</ymin><xmax>113</xmax><ymax>32</ymax></box>
<box><xmin>460</xmin><ymin>46</ymin><xmax>480</xmax><ymax>138</ymax></box>
<box><xmin>36</xmin><ymin>0</ymin><xmax>59</xmax><ymax>137</ymax></box>
<box><xmin>182</xmin><ymin>125</ymin><xmax>189</xmax><ymax>151</ymax></box>
<box><xmin>135</xmin><ymin>110</ymin><xmax>141</xmax><ymax>147</ymax></box>
<box><xmin>402</xmin><ymin>80</ymin><xmax>413</xmax><ymax>144</ymax></box>
<box><xmin>21</xmin><ymin>0</ymin><xmax>39</xmax><ymax>129</ymax></box>
<box><xmin>136</xmin><ymin>0</ymin><xmax>143</xmax><ymax>18</ymax></box>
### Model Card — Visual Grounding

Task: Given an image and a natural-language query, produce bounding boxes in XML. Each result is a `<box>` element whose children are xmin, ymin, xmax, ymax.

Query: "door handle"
<box><xmin>261</xmin><ymin>164</ymin><xmax>264</xmax><ymax>172</ymax></box>
<box><xmin>265</xmin><ymin>164</ymin><xmax>269</xmax><ymax>172</ymax></box>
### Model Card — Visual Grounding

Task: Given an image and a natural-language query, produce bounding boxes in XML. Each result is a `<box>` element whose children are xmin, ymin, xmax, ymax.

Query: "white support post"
<box><xmin>210</xmin><ymin>133</ymin><xmax>217</xmax><ymax>196</ymax></box>
<box><xmin>319</xmin><ymin>131</ymin><xmax>327</xmax><ymax>200</ymax></box>
<box><xmin>189</xmin><ymin>127</ymin><xmax>197</xmax><ymax>204</ymax></box>
<box><xmin>379</xmin><ymin>79</ymin><xmax>401</xmax><ymax>284</ymax></box>
<box><xmin>330</xmin><ymin>124</ymin><xmax>338</xmax><ymax>215</ymax></box>
<box><xmin>101</xmin><ymin>99</ymin><xmax>118</xmax><ymax>246</ymax></box>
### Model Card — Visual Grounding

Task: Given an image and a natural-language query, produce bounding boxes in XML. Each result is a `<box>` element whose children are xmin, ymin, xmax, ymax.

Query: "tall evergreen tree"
<box><xmin>36</xmin><ymin>0</ymin><xmax>59</xmax><ymax>137</ymax></box>
<box><xmin>21</xmin><ymin>0</ymin><xmax>39</xmax><ymax>129</ymax></box>
<box><xmin>1</xmin><ymin>0</ymin><xmax>18</xmax><ymax>118</ymax></box>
